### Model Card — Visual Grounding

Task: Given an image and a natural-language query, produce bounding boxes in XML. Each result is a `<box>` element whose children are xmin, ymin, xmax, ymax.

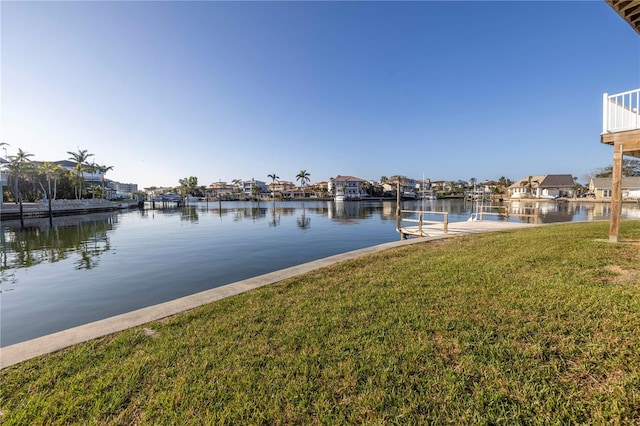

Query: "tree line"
<box><xmin>1</xmin><ymin>144</ymin><xmax>114</xmax><ymax>204</ymax></box>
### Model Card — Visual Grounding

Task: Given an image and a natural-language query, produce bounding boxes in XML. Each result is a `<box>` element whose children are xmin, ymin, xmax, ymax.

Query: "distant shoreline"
<box><xmin>2</xmin><ymin>197</ymin><xmax>637</xmax><ymax>222</ymax></box>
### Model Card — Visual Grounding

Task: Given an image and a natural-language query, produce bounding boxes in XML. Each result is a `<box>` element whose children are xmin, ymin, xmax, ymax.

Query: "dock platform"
<box><xmin>398</xmin><ymin>220</ymin><xmax>538</xmax><ymax>239</ymax></box>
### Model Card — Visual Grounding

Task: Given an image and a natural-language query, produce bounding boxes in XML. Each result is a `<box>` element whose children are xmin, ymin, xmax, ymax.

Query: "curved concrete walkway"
<box><xmin>0</xmin><ymin>221</ymin><xmax>538</xmax><ymax>369</ymax></box>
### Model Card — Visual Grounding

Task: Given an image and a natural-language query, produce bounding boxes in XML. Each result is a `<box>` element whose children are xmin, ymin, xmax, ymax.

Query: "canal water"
<box><xmin>1</xmin><ymin>199</ymin><xmax>638</xmax><ymax>346</ymax></box>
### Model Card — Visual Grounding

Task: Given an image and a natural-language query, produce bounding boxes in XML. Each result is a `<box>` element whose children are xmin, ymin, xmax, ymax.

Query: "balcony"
<box><xmin>601</xmin><ymin>89</ymin><xmax>640</xmax><ymax>158</ymax></box>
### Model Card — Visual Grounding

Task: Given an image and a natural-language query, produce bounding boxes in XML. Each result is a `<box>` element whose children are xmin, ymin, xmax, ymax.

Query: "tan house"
<box><xmin>267</xmin><ymin>180</ymin><xmax>296</xmax><ymax>197</ymax></box>
<box><xmin>508</xmin><ymin>174</ymin><xmax>576</xmax><ymax>199</ymax></box>
<box><xmin>208</xmin><ymin>181</ymin><xmax>236</xmax><ymax>198</ymax></box>
<box><xmin>589</xmin><ymin>177</ymin><xmax>640</xmax><ymax>200</ymax></box>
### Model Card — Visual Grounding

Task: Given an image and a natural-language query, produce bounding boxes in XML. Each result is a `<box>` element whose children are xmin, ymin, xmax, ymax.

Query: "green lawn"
<box><xmin>2</xmin><ymin>221</ymin><xmax>639</xmax><ymax>424</ymax></box>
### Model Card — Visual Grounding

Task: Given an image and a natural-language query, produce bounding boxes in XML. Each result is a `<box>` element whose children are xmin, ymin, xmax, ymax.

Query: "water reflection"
<box><xmin>297</xmin><ymin>207</ymin><xmax>311</xmax><ymax>230</ymax></box>
<box><xmin>1</xmin><ymin>213</ymin><xmax>118</xmax><ymax>285</ymax></box>
<box><xmin>2</xmin><ymin>200</ymin><xmax>638</xmax><ymax>277</ymax></box>
<box><xmin>508</xmin><ymin>200</ymin><xmax>640</xmax><ymax>223</ymax></box>
<box><xmin>181</xmin><ymin>206</ymin><xmax>199</xmax><ymax>222</ymax></box>
<box><xmin>329</xmin><ymin>201</ymin><xmax>378</xmax><ymax>222</ymax></box>
<box><xmin>2</xmin><ymin>199</ymin><xmax>639</xmax><ymax>346</ymax></box>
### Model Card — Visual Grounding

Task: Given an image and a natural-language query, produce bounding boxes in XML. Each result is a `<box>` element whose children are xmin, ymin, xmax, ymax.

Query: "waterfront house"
<box><xmin>281</xmin><ymin>188</ymin><xmax>318</xmax><ymax>199</ymax></box>
<box><xmin>430</xmin><ymin>180</ymin><xmax>452</xmax><ymax>195</ymax></box>
<box><xmin>508</xmin><ymin>175</ymin><xmax>576</xmax><ymax>199</ymax></box>
<box><xmin>267</xmin><ymin>180</ymin><xmax>296</xmax><ymax>198</ymax></box>
<box><xmin>145</xmin><ymin>187</ymin><xmax>174</xmax><ymax>200</ymax></box>
<box><xmin>110</xmin><ymin>182</ymin><xmax>137</xmax><ymax>199</ymax></box>
<box><xmin>328</xmin><ymin>175</ymin><xmax>367</xmax><ymax>200</ymax></box>
<box><xmin>0</xmin><ymin>157</ymin><xmax>8</xmax><ymax>203</ymax></box>
<box><xmin>208</xmin><ymin>181</ymin><xmax>235</xmax><ymax>199</ymax></box>
<box><xmin>481</xmin><ymin>180</ymin><xmax>506</xmax><ymax>198</ymax></box>
<box><xmin>589</xmin><ymin>177</ymin><xmax>640</xmax><ymax>200</ymax></box>
<box><xmin>601</xmin><ymin>1</ymin><xmax>640</xmax><ymax>241</ymax></box>
<box><xmin>314</xmin><ymin>181</ymin><xmax>330</xmax><ymax>195</ymax></box>
<box><xmin>382</xmin><ymin>177</ymin><xmax>418</xmax><ymax>196</ymax></box>
<box><xmin>242</xmin><ymin>179</ymin><xmax>267</xmax><ymax>197</ymax></box>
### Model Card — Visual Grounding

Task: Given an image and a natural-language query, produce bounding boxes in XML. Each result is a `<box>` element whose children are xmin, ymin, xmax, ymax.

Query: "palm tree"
<box><xmin>360</xmin><ymin>181</ymin><xmax>372</xmax><ymax>197</ymax></box>
<box><xmin>296</xmin><ymin>170</ymin><xmax>310</xmax><ymax>196</ymax></box>
<box><xmin>0</xmin><ymin>143</ymin><xmax>10</xmax><ymax>203</ymax></box>
<box><xmin>250</xmin><ymin>180</ymin><xmax>262</xmax><ymax>203</ymax></box>
<box><xmin>520</xmin><ymin>176</ymin><xmax>539</xmax><ymax>198</ymax></box>
<box><xmin>67</xmin><ymin>148</ymin><xmax>94</xmax><ymax>199</ymax></box>
<box><xmin>497</xmin><ymin>176</ymin><xmax>511</xmax><ymax>194</ymax></box>
<box><xmin>469</xmin><ymin>177</ymin><xmax>477</xmax><ymax>199</ymax></box>
<box><xmin>0</xmin><ymin>142</ymin><xmax>9</xmax><ymax>159</ymax></box>
<box><xmin>8</xmin><ymin>148</ymin><xmax>34</xmax><ymax>228</ymax></box>
<box><xmin>85</xmin><ymin>162</ymin><xmax>99</xmax><ymax>199</ymax></box>
<box><xmin>8</xmin><ymin>148</ymin><xmax>34</xmax><ymax>202</ymax></box>
<box><xmin>231</xmin><ymin>178</ymin><xmax>243</xmax><ymax>200</ymax></box>
<box><xmin>38</xmin><ymin>162</ymin><xmax>61</xmax><ymax>222</ymax></box>
<box><xmin>96</xmin><ymin>164</ymin><xmax>114</xmax><ymax>199</ymax></box>
<box><xmin>267</xmin><ymin>173</ymin><xmax>279</xmax><ymax>199</ymax></box>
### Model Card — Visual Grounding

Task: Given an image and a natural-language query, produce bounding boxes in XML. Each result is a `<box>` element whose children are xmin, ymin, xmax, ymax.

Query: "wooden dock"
<box><xmin>398</xmin><ymin>219</ymin><xmax>538</xmax><ymax>239</ymax></box>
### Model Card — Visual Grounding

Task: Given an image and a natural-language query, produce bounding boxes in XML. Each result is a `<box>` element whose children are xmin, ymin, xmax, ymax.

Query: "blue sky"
<box><xmin>2</xmin><ymin>1</ymin><xmax>639</xmax><ymax>188</ymax></box>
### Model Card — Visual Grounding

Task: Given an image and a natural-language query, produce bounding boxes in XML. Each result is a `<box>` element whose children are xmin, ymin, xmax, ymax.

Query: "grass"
<box><xmin>1</xmin><ymin>221</ymin><xmax>639</xmax><ymax>424</ymax></box>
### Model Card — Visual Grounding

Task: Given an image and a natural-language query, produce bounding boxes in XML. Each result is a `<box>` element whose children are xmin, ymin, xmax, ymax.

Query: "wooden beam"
<box><xmin>606</xmin><ymin>0</ymin><xmax>640</xmax><ymax>36</ymax></box>
<box><xmin>609</xmin><ymin>142</ymin><xmax>624</xmax><ymax>242</ymax></box>
<box><xmin>601</xmin><ymin>129</ymin><xmax>640</xmax><ymax>158</ymax></box>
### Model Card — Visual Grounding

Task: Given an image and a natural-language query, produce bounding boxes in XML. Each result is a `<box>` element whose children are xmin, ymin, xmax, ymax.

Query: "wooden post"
<box><xmin>418</xmin><ymin>212</ymin><xmax>423</xmax><ymax>236</ymax></box>
<box><xmin>609</xmin><ymin>142</ymin><xmax>623</xmax><ymax>242</ymax></box>
<box><xmin>396</xmin><ymin>180</ymin><xmax>404</xmax><ymax>239</ymax></box>
<box><xmin>443</xmin><ymin>212</ymin><xmax>448</xmax><ymax>233</ymax></box>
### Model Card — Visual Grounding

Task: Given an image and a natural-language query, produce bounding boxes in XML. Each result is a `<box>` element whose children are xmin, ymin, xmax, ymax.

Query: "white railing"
<box><xmin>603</xmin><ymin>89</ymin><xmax>640</xmax><ymax>133</ymax></box>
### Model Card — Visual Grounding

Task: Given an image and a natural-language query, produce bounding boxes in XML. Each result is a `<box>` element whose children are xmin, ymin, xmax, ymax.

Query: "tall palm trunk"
<box><xmin>18</xmin><ymin>189</ymin><xmax>24</xmax><ymax>229</ymax></box>
<box><xmin>47</xmin><ymin>178</ymin><xmax>53</xmax><ymax>224</ymax></box>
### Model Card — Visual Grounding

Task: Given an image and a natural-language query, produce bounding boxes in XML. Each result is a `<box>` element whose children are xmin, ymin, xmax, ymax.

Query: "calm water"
<box><xmin>1</xmin><ymin>199</ymin><xmax>638</xmax><ymax>346</ymax></box>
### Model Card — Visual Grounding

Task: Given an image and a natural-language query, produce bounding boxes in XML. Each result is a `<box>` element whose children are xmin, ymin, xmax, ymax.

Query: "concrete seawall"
<box><xmin>1</xmin><ymin>200</ymin><xmax>135</xmax><ymax>220</ymax></box>
<box><xmin>0</xmin><ymin>220</ymin><xmax>541</xmax><ymax>369</ymax></box>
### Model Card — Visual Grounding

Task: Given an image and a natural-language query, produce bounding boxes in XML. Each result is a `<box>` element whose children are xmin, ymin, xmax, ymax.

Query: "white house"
<box><xmin>328</xmin><ymin>175</ymin><xmax>367</xmax><ymax>200</ymax></box>
<box><xmin>242</xmin><ymin>179</ymin><xmax>267</xmax><ymax>197</ymax></box>
<box><xmin>508</xmin><ymin>174</ymin><xmax>576</xmax><ymax>199</ymax></box>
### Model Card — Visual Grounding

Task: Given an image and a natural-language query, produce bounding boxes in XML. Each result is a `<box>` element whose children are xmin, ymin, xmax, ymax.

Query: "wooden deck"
<box><xmin>398</xmin><ymin>220</ymin><xmax>538</xmax><ymax>239</ymax></box>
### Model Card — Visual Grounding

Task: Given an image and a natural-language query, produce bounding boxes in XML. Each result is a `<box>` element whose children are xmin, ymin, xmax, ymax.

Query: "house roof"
<box><xmin>539</xmin><ymin>174</ymin><xmax>576</xmax><ymax>187</ymax></box>
<box><xmin>331</xmin><ymin>175</ymin><xmax>365</xmax><ymax>182</ymax></box>
<box><xmin>509</xmin><ymin>175</ymin><xmax>546</xmax><ymax>189</ymax></box>
<box><xmin>52</xmin><ymin>160</ymin><xmax>77</xmax><ymax>169</ymax></box>
<box><xmin>606</xmin><ymin>0</ymin><xmax>640</xmax><ymax>36</ymax></box>
<box><xmin>590</xmin><ymin>176</ymin><xmax>640</xmax><ymax>189</ymax></box>
<box><xmin>508</xmin><ymin>174</ymin><xmax>575</xmax><ymax>189</ymax></box>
